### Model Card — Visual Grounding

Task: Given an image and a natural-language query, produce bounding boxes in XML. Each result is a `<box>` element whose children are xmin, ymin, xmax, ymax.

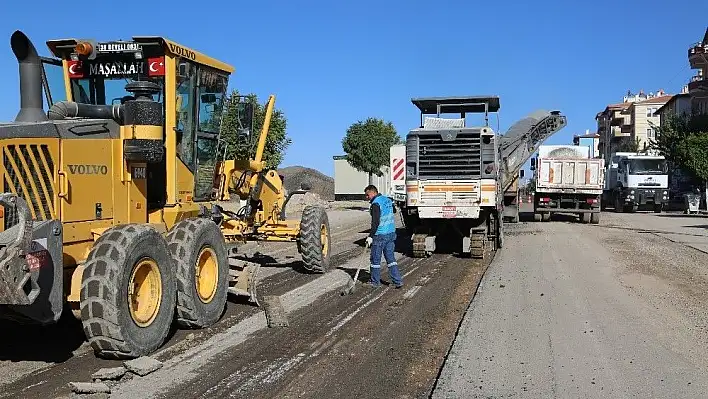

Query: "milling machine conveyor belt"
<box><xmin>498</xmin><ymin>110</ymin><xmax>567</xmax><ymax>192</ymax></box>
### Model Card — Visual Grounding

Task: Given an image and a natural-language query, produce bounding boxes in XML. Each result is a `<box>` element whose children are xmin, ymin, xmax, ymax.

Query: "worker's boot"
<box><xmin>388</xmin><ymin>262</ymin><xmax>403</xmax><ymax>289</ymax></box>
<box><xmin>368</xmin><ymin>266</ymin><xmax>382</xmax><ymax>287</ymax></box>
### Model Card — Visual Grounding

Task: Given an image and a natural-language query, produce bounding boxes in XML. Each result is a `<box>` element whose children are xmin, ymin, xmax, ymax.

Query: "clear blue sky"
<box><xmin>1</xmin><ymin>1</ymin><xmax>706</xmax><ymax>178</ymax></box>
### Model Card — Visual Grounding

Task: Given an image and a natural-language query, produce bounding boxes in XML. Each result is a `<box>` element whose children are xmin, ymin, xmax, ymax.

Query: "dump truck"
<box><xmin>0</xmin><ymin>30</ymin><xmax>331</xmax><ymax>359</ymax></box>
<box><xmin>530</xmin><ymin>145</ymin><xmax>605</xmax><ymax>223</ymax></box>
<box><xmin>602</xmin><ymin>152</ymin><xmax>669</xmax><ymax>213</ymax></box>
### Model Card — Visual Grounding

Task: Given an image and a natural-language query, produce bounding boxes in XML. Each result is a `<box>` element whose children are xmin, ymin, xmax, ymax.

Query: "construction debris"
<box><xmin>263</xmin><ymin>295</ymin><xmax>289</xmax><ymax>327</ymax></box>
<box><xmin>68</xmin><ymin>382</ymin><xmax>111</xmax><ymax>394</ymax></box>
<box><xmin>91</xmin><ymin>366</ymin><xmax>127</xmax><ymax>382</ymax></box>
<box><xmin>123</xmin><ymin>356</ymin><xmax>164</xmax><ymax>377</ymax></box>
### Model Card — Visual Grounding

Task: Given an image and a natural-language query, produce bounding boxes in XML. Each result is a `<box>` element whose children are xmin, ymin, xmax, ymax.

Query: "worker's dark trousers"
<box><xmin>369</xmin><ymin>232</ymin><xmax>402</xmax><ymax>287</ymax></box>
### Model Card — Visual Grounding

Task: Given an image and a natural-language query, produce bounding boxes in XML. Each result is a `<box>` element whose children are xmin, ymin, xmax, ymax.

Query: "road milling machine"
<box><xmin>0</xmin><ymin>30</ymin><xmax>331</xmax><ymax>359</ymax></box>
<box><xmin>397</xmin><ymin>96</ymin><xmax>566</xmax><ymax>259</ymax></box>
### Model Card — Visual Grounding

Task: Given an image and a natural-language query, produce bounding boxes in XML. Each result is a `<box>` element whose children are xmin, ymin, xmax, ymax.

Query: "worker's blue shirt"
<box><xmin>369</xmin><ymin>194</ymin><xmax>396</xmax><ymax>236</ymax></box>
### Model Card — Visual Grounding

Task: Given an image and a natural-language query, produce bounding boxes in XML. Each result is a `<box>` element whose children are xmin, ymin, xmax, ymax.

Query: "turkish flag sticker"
<box><xmin>147</xmin><ymin>57</ymin><xmax>165</xmax><ymax>76</ymax></box>
<box><xmin>67</xmin><ymin>60</ymin><xmax>84</xmax><ymax>78</ymax></box>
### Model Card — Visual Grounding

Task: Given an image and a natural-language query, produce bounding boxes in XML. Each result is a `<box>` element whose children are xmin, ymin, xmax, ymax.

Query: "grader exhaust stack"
<box><xmin>10</xmin><ymin>30</ymin><xmax>47</xmax><ymax>123</ymax></box>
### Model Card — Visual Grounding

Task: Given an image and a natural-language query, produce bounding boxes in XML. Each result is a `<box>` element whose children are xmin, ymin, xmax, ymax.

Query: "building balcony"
<box><xmin>688</xmin><ymin>75</ymin><xmax>708</xmax><ymax>93</ymax></box>
<box><xmin>612</xmin><ymin>126</ymin><xmax>630</xmax><ymax>137</ymax></box>
<box><xmin>689</xmin><ymin>41</ymin><xmax>708</xmax><ymax>68</ymax></box>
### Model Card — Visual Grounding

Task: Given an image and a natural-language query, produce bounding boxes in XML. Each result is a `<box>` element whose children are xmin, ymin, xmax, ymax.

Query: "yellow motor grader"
<box><xmin>0</xmin><ymin>30</ymin><xmax>331</xmax><ymax>359</ymax></box>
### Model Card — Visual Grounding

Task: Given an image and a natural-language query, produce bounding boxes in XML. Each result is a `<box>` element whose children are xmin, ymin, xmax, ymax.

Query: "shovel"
<box><xmin>340</xmin><ymin>246</ymin><xmax>370</xmax><ymax>295</ymax></box>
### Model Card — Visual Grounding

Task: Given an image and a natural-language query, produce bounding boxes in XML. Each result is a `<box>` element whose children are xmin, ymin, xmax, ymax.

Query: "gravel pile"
<box><xmin>285</xmin><ymin>192</ymin><xmax>332</xmax><ymax>214</ymax></box>
<box><xmin>278</xmin><ymin>166</ymin><xmax>334</xmax><ymax>201</ymax></box>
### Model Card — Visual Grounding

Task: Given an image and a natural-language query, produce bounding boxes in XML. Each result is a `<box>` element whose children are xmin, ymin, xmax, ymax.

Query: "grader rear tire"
<box><xmin>299</xmin><ymin>205</ymin><xmax>331</xmax><ymax>273</ymax></box>
<box><xmin>166</xmin><ymin>218</ymin><xmax>229</xmax><ymax>329</ymax></box>
<box><xmin>80</xmin><ymin>224</ymin><xmax>176</xmax><ymax>359</ymax></box>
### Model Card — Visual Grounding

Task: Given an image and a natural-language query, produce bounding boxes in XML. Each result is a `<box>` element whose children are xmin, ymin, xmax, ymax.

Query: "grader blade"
<box><xmin>228</xmin><ymin>254</ymin><xmax>261</xmax><ymax>307</ymax></box>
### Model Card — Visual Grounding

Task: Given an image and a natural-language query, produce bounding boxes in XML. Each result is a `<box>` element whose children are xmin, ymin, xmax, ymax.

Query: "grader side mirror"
<box><xmin>530</xmin><ymin>158</ymin><xmax>537</xmax><ymax>171</ymax></box>
<box><xmin>519</xmin><ymin>169</ymin><xmax>525</xmax><ymax>179</ymax></box>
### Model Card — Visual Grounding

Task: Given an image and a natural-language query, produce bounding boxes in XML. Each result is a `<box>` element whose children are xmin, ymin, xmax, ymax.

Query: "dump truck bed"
<box><xmin>536</xmin><ymin>158</ymin><xmax>605</xmax><ymax>194</ymax></box>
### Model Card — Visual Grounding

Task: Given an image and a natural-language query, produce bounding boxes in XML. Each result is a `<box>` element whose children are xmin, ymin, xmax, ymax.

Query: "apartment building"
<box><xmin>688</xmin><ymin>27</ymin><xmax>708</xmax><ymax>115</ymax></box>
<box><xmin>627</xmin><ymin>95</ymin><xmax>672</xmax><ymax>149</ymax></box>
<box><xmin>654</xmin><ymin>89</ymin><xmax>692</xmax><ymax>123</ymax></box>
<box><xmin>596</xmin><ymin>89</ymin><xmax>670</xmax><ymax>160</ymax></box>
<box><xmin>572</xmin><ymin>131</ymin><xmax>600</xmax><ymax>158</ymax></box>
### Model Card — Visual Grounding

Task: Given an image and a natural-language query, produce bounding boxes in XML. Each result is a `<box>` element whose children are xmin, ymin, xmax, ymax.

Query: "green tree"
<box><xmin>650</xmin><ymin>113</ymin><xmax>708</xmax><ymax>209</ymax></box>
<box><xmin>649</xmin><ymin>113</ymin><xmax>693</xmax><ymax>166</ymax></box>
<box><xmin>219</xmin><ymin>89</ymin><xmax>291</xmax><ymax>169</ymax></box>
<box><xmin>615</xmin><ymin>137</ymin><xmax>641</xmax><ymax>153</ymax></box>
<box><xmin>342</xmin><ymin>117</ymin><xmax>402</xmax><ymax>184</ymax></box>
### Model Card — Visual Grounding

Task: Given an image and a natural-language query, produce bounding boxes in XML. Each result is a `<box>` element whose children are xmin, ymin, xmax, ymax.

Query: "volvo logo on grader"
<box><xmin>168</xmin><ymin>42</ymin><xmax>196</xmax><ymax>60</ymax></box>
<box><xmin>67</xmin><ymin>164</ymin><xmax>109</xmax><ymax>175</ymax></box>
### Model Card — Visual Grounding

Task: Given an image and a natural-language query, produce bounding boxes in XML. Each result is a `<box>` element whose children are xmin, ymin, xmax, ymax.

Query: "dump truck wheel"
<box><xmin>299</xmin><ymin>205</ymin><xmax>331</xmax><ymax>273</ymax></box>
<box><xmin>80</xmin><ymin>224</ymin><xmax>176</xmax><ymax>359</ymax></box>
<box><xmin>580</xmin><ymin>212</ymin><xmax>591</xmax><ymax>223</ymax></box>
<box><xmin>590</xmin><ymin>212</ymin><xmax>600</xmax><ymax>224</ymax></box>
<box><xmin>166</xmin><ymin>218</ymin><xmax>228</xmax><ymax>329</ymax></box>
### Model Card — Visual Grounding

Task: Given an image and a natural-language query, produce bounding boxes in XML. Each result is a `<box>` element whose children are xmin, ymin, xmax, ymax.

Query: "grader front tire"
<box><xmin>299</xmin><ymin>205</ymin><xmax>331</xmax><ymax>273</ymax></box>
<box><xmin>80</xmin><ymin>224</ymin><xmax>176</xmax><ymax>359</ymax></box>
<box><xmin>166</xmin><ymin>218</ymin><xmax>229</xmax><ymax>329</ymax></box>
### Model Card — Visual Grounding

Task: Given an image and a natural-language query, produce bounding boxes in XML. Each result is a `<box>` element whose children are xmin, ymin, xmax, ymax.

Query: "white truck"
<box><xmin>530</xmin><ymin>145</ymin><xmax>605</xmax><ymax>223</ymax></box>
<box><xmin>602</xmin><ymin>152</ymin><xmax>669</xmax><ymax>213</ymax></box>
<box><xmin>389</xmin><ymin>144</ymin><xmax>407</xmax><ymax>204</ymax></box>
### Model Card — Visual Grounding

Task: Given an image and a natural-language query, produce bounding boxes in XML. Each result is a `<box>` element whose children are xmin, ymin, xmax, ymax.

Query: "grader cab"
<box><xmin>0</xmin><ymin>30</ymin><xmax>331</xmax><ymax>359</ymax></box>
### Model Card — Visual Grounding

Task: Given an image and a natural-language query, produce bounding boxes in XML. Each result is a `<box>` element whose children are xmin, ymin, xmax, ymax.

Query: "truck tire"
<box><xmin>541</xmin><ymin>212</ymin><xmax>551</xmax><ymax>222</ymax></box>
<box><xmin>533</xmin><ymin>213</ymin><xmax>542</xmax><ymax>222</ymax></box>
<box><xmin>80</xmin><ymin>224</ymin><xmax>176</xmax><ymax>359</ymax></box>
<box><xmin>590</xmin><ymin>212</ymin><xmax>600</xmax><ymax>224</ymax></box>
<box><xmin>614</xmin><ymin>194</ymin><xmax>624</xmax><ymax>213</ymax></box>
<box><xmin>470</xmin><ymin>229</ymin><xmax>486</xmax><ymax>259</ymax></box>
<box><xmin>653</xmin><ymin>204</ymin><xmax>662</xmax><ymax>213</ymax></box>
<box><xmin>299</xmin><ymin>205</ymin><xmax>331</xmax><ymax>273</ymax></box>
<box><xmin>166</xmin><ymin>218</ymin><xmax>229</xmax><ymax>329</ymax></box>
<box><xmin>580</xmin><ymin>212</ymin><xmax>590</xmax><ymax>223</ymax></box>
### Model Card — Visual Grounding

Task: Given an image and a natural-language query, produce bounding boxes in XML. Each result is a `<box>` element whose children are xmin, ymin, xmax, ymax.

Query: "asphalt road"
<box><xmin>434</xmin><ymin>206</ymin><xmax>708</xmax><ymax>398</ymax></box>
<box><xmin>5</xmin><ymin>201</ymin><xmax>708</xmax><ymax>399</ymax></box>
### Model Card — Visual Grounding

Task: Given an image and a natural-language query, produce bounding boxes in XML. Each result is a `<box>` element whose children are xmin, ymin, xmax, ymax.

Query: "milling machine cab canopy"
<box><xmin>411</xmin><ymin>96</ymin><xmax>501</xmax><ymax>129</ymax></box>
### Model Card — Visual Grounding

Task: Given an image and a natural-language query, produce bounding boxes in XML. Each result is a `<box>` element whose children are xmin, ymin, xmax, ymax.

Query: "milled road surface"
<box><xmin>0</xmin><ymin>206</ymin><xmax>376</xmax><ymax>398</ymax></box>
<box><xmin>0</xmin><ymin>203</ymin><xmax>492</xmax><ymax>399</ymax></box>
<box><xmin>434</xmin><ymin>207</ymin><xmax>708</xmax><ymax>398</ymax></box>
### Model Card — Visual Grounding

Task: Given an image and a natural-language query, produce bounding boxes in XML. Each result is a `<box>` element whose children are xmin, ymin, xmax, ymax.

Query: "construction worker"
<box><xmin>364</xmin><ymin>184</ymin><xmax>403</xmax><ymax>288</ymax></box>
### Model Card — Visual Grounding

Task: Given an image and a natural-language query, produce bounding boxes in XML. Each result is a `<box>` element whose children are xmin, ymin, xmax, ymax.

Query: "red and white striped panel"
<box><xmin>392</xmin><ymin>157</ymin><xmax>405</xmax><ymax>180</ymax></box>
